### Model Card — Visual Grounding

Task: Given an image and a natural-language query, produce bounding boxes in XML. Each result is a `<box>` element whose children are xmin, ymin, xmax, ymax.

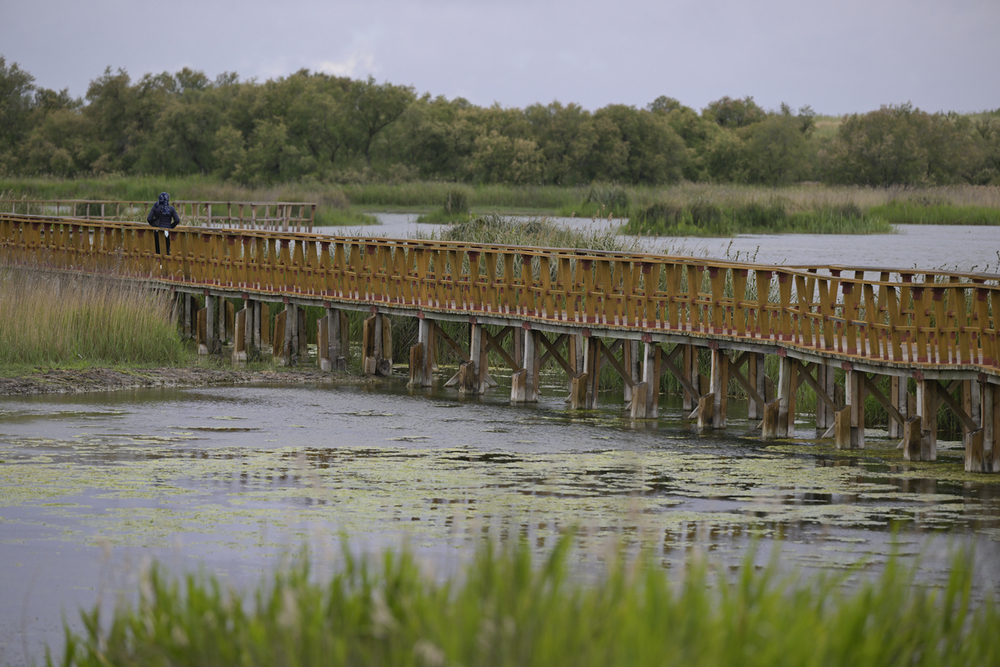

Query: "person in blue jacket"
<box><xmin>146</xmin><ymin>192</ymin><xmax>181</xmax><ymax>255</ymax></box>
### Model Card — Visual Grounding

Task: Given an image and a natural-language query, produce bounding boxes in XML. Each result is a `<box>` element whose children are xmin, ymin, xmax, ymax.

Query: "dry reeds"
<box><xmin>0</xmin><ymin>266</ymin><xmax>186</xmax><ymax>366</ymax></box>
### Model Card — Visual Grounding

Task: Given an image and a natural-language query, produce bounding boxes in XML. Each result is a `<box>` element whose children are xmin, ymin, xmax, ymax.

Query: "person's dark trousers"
<box><xmin>154</xmin><ymin>230</ymin><xmax>171</xmax><ymax>255</ymax></box>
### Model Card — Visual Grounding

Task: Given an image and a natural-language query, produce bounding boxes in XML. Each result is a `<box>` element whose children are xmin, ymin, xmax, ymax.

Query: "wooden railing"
<box><xmin>3</xmin><ymin>214</ymin><xmax>998</xmax><ymax>374</ymax></box>
<box><xmin>0</xmin><ymin>199</ymin><xmax>316</xmax><ymax>231</ymax></box>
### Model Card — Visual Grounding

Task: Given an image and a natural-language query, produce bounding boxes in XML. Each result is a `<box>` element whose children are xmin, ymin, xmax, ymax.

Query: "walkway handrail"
<box><xmin>0</xmin><ymin>199</ymin><xmax>316</xmax><ymax>232</ymax></box>
<box><xmin>3</xmin><ymin>213</ymin><xmax>998</xmax><ymax>375</ymax></box>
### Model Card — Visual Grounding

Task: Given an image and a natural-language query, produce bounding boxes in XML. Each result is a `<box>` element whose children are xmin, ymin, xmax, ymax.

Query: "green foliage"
<box><xmin>433</xmin><ymin>212</ymin><xmax>642</xmax><ymax>253</ymax></box>
<box><xmin>3</xmin><ymin>58</ymin><xmax>1000</xmax><ymax>190</ymax></box>
<box><xmin>703</xmin><ymin>95</ymin><xmax>766</xmax><ymax>128</ymax></box>
<box><xmin>583</xmin><ymin>182</ymin><xmax>630</xmax><ymax>216</ymax></box>
<box><xmin>623</xmin><ymin>198</ymin><xmax>892</xmax><ymax>236</ymax></box>
<box><xmin>869</xmin><ymin>200</ymin><xmax>1000</xmax><ymax>225</ymax></box>
<box><xmin>0</xmin><ymin>56</ymin><xmax>36</xmax><ymax>158</ymax></box>
<box><xmin>824</xmin><ymin>103</ymin><xmax>983</xmax><ymax>186</ymax></box>
<box><xmin>415</xmin><ymin>187</ymin><xmax>474</xmax><ymax>223</ymax></box>
<box><xmin>51</xmin><ymin>539</ymin><xmax>1000</xmax><ymax>667</ymax></box>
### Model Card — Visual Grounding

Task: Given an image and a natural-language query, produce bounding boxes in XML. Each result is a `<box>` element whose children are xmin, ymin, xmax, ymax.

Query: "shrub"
<box><xmin>584</xmin><ymin>182</ymin><xmax>630</xmax><ymax>216</ymax></box>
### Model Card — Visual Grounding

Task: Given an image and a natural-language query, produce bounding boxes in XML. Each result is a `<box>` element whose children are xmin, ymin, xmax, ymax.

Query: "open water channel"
<box><xmin>2</xmin><ymin>219</ymin><xmax>1000</xmax><ymax>666</ymax></box>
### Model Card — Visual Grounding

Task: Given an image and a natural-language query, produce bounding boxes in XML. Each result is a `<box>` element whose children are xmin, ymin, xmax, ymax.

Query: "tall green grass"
<box><xmin>0</xmin><ymin>267</ymin><xmax>186</xmax><ymax>366</ymax></box>
<box><xmin>52</xmin><ymin>538</ymin><xmax>999</xmax><ymax>667</ymax></box>
<box><xmin>870</xmin><ymin>200</ymin><xmax>1000</xmax><ymax>225</ymax></box>
<box><xmin>5</xmin><ymin>177</ymin><xmax>1000</xmax><ymax>231</ymax></box>
<box><xmin>428</xmin><ymin>212</ymin><xmax>642</xmax><ymax>252</ymax></box>
<box><xmin>623</xmin><ymin>199</ymin><xmax>894</xmax><ymax>236</ymax></box>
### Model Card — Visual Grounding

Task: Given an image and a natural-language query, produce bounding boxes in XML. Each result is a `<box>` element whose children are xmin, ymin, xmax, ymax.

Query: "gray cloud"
<box><xmin>2</xmin><ymin>0</ymin><xmax>997</xmax><ymax>114</ymax></box>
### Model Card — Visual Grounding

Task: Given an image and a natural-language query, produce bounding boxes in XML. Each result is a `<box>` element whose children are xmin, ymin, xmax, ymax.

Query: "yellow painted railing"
<box><xmin>0</xmin><ymin>199</ymin><xmax>316</xmax><ymax>231</ymax></box>
<box><xmin>3</xmin><ymin>214</ymin><xmax>998</xmax><ymax>372</ymax></box>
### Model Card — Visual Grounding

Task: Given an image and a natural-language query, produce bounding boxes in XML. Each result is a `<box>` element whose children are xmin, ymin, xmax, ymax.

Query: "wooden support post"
<box><xmin>569</xmin><ymin>372</ymin><xmax>588</xmax><ymax>409</ymax></box>
<box><xmin>409</xmin><ymin>318</ymin><xmax>433</xmax><ymax>387</ymax></box>
<box><xmin>205</xmin><ymin>294</ymin><xmax>219</xmax><ymax>354</ymax></box>
<box><xmin>570</xmin><ymin>334</ymin><xmax>585</xmax><ymax>379</ymax></box>
<box><xmin>233</xmin><ymin>308</ymin><xmax>247</xmax><ymax>365</ymax></box>
<box><xmin>984</xmin><ymin>383</ymin><xmax>1000</xmax><ymax>473</ymax></box>
<box><xmin>903</xmin><ymin>416</ymin><xmax>922</xmax><ymax>461</ymax></box>
<box><xmin>468</xmin><ymin>323</ymin><xmax>488</xmax><ymax>395</ymax></box>
<box><xmin>816</xmin><ymin>363</ymin><xmax>831</xmax><ymax>430</ymax></box>
<box><xmin>272</xmin><ymin>309</ymin><xmax>286</xmax><ymax>363</ymax></box>
<box><xmin>966</xmin><ymin>429</ymin><xmax>986</xmax><ymax>473</ymax></box>
<box><xmin>761</xmin><ymin>399</ymin><xmax>780</xmax><ymax>439</ymax></box>
<box><xmin>379</xmin><ymin>315</ymin><xmax>392</xmax><ymax>375</ymax></box>
<box><xmin>963</xmin><ymin>380</ymin><xmax>981</xmax><ymax>452</ymax></box>
<box><xmin>196</xmin><ymin>306</ymin><xmax>208</xmax><ymax>355</ymax></box>
<box><xmin>363</xmin><ymin>313</ymin><xmax>392</xmax><ymax>376</ymax></box>
<box><xmin>748</xmin><ymin>353</ymin><xmax>765</xmax><ymax>420</ymax></box>
<box><xmin>623</xmin><ymin>340</ymin><xmax>640</xmax><ymax>403</ymax></box>
<box><xmin>641</xmin><ymin>342</ymin><xmax>659</xmax><ymax>418</ymax></box>
<box><xmin>698</xmin><ymin>392</ymin><xmax>715</xmax><ymax>429</ymax></box>
<box><xmin>297</xmin><ymin>307</ymin><xmax>307</xmax><ymax>360</ymax></box>
<box><xmin>253</xmin><ymin>301</ymin><xmax>263</xmax><ymax>350</ymax></box>
<box><xmin>776</xmin><ymin>355</ymin><xmax>796</xmax><ymax>438</ymax></box>
<box><xmin>183</xmin><ymin>294</ymin><xmax>194</xmax><ymax>339</ymax></box>
<box><xmin>525</xmin><ymin>329</ymin><xmax>540</xmax><ymax>402</ymax></box>
<box><xmin>967</xmin><ymin>380</ymin><xmax>994</xmax><ymax>473</ymax></box>
<box><xmin>373</xmin><ymin>313</ymin><xmax>383</xmax><ymax>373</ymax></box>
<box><xmin>513</xmin><ymin>327</ymin><xmax>525</xmax><ymax>368</ymax></box>
<box><xmin>834</xmin><ymin>407</ymin><xmax>852</xmax><ymax>449</ymax></box>
<box><xmin>824</xmin><ymin>362</ymin><xmax>836</xmax><ymax>429</ymax></box>
<box><xmin>842</xmin><ymin>368</ymin><xmax>865</xmax><ymax>449</ymax></box>
<box><xmin>318</xmin><ymin>316</ymin><xmax>331</xmax><ymax>371</ymax></box>
<box><xmin>630</xmin><ymin>382</ymin><xmax>648</xmax><ymax>419</ymax></box>
<box><xmin>584</xmin><ymin>337</ymin><xmax>602</xmax><ymax>409</ymax></box>
<box><xmin>409</xmin><ymin>342</ymin><xmax>424</xmax><ymax>387</ymax></box>
<box><xmin>511</xmin><ymin>369</ymin><xmax>527</xmax><ymax>403</ymax></box>
<box><xmin>682</xmin><ymin>344</ymin><xmax>700</xmax><ymax>412</ymax></box>
<box><xmin>916</xmin><ymin>378</ymin><xmax>938</xmax><ymax>461</ymax></box>
<box><xmin>328</xmin><ymin>308</ymin><xmax>348</xmax><ymax>371</ymax></box>
<box><xmin>889</xmin><ymin>377</ymin><xmax>903</xmax><ymax>438</ymax></box>
<box><xmin>709</xmin><ymin>347</ymin><xmax>728</xmax><ymax>429</ymax></box>
<box><xmin>243</xmin><ymin>299</ymin><xmax>256</xmax><ymax>362</ymax></box>
<box><xmin>458</xmin><ymin>361</ymin><xmax>476</xmax><ymax>395</ymax></box>
<box><xmin>225</xmin><ymin>300</ymin><xmax>235</xmax><ymax>345</ymax></box>
<box><xmin>280</xmin><ymin>304</ymin><xmax>295</xmax><ymax>366</ymax></box>
<box><xmin>511</xmin><ymin>327</ymin><xmax>540</xmax><ymax>403</ymax></box>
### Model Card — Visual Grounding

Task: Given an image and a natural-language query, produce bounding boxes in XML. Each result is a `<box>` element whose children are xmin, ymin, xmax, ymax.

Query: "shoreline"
<box><xmin>0</xmin><ymin>365</ymin><xmax>374</xmax><ymax>396</ymax></box>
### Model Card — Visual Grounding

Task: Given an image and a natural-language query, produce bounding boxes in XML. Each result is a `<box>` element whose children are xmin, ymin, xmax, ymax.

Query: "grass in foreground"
<box><xmin>0</xmin><ymin>266</ymin><xmax>186</xmax><ymax>366</ymax></box>
<box><xmin>52</xmin><ymin>538</ymin><xmax>999</xmax><ymax>667</ymax></box>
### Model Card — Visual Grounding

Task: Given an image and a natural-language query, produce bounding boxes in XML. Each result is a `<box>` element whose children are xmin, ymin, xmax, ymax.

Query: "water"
<box><xmin>3</xmin><ymin>217</ymin><xmax>1000</xmax><ymax>665</ymax></box>
<box><xmin>355</xmin><ymin>214</ymin><xmax>1000</xmax><ymax>273</ymax></box>
<box><xmin>3</xmin><ymin>374</ymin><xmax>1000</xmax><ymax>665</ymax></box>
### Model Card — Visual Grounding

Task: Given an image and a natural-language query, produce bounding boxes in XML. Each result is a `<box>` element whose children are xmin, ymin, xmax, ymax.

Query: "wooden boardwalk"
<box><xmin>3</xmin><ymin>212</ymin><xmax>999</xmax><ymax>472</ymax></box>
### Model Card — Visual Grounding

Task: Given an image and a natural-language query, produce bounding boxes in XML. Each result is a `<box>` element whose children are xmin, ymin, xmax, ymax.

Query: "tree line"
<box><xmin>2</xmin><ymin>56</ymin><xmax>998</xmax><ymax>188</ymax></box>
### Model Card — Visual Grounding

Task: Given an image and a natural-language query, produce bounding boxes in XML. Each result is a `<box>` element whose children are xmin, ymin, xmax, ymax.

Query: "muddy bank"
<box><xmin>0</xmin><ymin>366</ymin><xmax>372</xmax><ymax>396</ymax></box>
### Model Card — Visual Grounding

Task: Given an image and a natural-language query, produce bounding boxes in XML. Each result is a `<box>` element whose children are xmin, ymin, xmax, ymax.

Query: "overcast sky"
<box><xmin>2</xmin><ymin>0</ymin><xmax>998</xmax><ymax>115</ymax></box>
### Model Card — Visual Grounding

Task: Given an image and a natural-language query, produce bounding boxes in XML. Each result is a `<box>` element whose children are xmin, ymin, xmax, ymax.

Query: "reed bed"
<box><xmin>52</xmin><ymin>538</ymin><xmax>998</xmax><ymax>667</ymax></box>
<box><xmin>0</xmin><ymin>266</ymin><xmax>186</xmax><ymax>366</ymax></box>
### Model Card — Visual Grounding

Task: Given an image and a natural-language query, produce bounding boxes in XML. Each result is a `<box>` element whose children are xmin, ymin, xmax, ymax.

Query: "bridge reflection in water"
<box><xmin>3</xmin><ymin>213</ymin><xmax>999</xmax><ymax>472</ymax></box>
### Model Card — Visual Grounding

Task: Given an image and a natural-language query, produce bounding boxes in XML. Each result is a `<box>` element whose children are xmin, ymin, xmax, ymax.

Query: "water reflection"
<box><xmin>2</xmin><ymin>378</ymin><xmax>1000</xmax><ymax>666</ymax></box>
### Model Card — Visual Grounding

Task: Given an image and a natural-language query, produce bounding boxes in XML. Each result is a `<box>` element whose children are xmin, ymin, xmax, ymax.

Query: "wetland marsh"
<box><xmin>2</xmin><ymin>374</ymin><xmax>1000</xmax><ymax>666</ymax></box>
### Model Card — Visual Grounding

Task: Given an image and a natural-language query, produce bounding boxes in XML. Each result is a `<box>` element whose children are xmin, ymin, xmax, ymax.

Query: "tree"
<box><xmin>524</xmin><ymin>101</ymin><xmax>600</xmax><ymax>185</ymax></box>
<box><xmin>350</xmin><ymin>76</ymin><xmax>415</xmax><ymax>166</ymax></box>
<box><xmin>593</xmin><ymin>105</ymin><xmax>687</xmax><ymax>184</ymax></box>
<box><xmin>743</xmin><ymin>112</ymin><xmax>812</xmax><ymax>185</ymax></box>
<box><xmin>825</xmin><ymin>103</ymin><xmax>930</xmax><ymax>186</ymax></box>
<box><xmin>468</xmin><ymin>130</ymin><xmax>543</xmax><ymax>184</ymax></box>
<box><xmin>703</xmin><ymin>96</ymin><xmax>766</xmax><ymax>129</ymax></box>
<box><xmin>0</xmin><ymin>57</ymin><xmax>36</xmax><ymax>163</ymax></box>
